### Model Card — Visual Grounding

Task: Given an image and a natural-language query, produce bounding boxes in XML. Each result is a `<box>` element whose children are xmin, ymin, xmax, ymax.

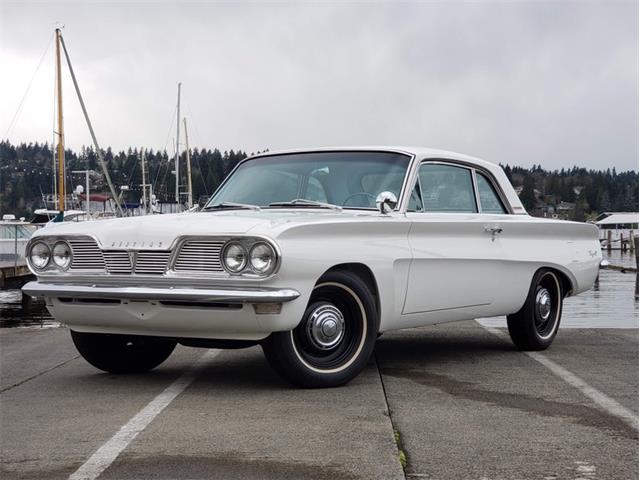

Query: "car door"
<box><xmin>403</xmin><ymin>161</ymin><xmax>508</xmax><ymax>320</ymax></box>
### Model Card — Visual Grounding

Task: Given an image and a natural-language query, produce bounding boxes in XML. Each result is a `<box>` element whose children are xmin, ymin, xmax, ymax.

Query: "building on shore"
<box><xmin>593</xmin><ymin>212</ymin><xmax>639</xmax><ymax>249</ymax></box>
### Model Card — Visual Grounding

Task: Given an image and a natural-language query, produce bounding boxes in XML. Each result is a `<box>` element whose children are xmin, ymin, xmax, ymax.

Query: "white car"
<box><xmin>23</xmin><ymin>147</ymin><xmax>601</xmax><ymax>387</ymax></box>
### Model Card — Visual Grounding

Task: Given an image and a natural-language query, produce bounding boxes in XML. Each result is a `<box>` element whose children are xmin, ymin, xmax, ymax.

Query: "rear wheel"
<box><xmin>262</xmin><ymin>270</ymin><xmax>378</xmax><ymax>388</ymax></box>
<box><xmin>70</xmin><ymin>331</ymin><xmax>176</xmax><ymax>373</ymax></box>
<box><xmin>507</xmin><ymin>269</ymin><xmax>563</xmax><ymax>350</ymax></box>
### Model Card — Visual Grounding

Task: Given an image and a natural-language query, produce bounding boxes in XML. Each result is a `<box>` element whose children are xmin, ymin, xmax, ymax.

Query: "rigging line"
<box><xmin>151</xmin><ymin>106</ymin><xmax>177</xmax><ymax>190</ymax></box>
<box><xmin>182</xmin><ymin>106</ymin><xmax>209</xmax><ymax>195</ymax></box>
<box><xmin>59</xmin><ymin>32</ymin><xmax>124</xmax><ymax>217</ymax></box>
<box><xmin>126</xmin><ymin>153</ymin><xmax>138</xmax><ymax>191</ymax></box>
<box><xmin>5</xmin><ymin>33</ymin><xmax>55</xmax><ymax>138</ymax></box>
<box><xmin>163</xmin><ymin>105</ymin><xmax>177</xmax><ymax>152</ymax></box>
<box><xmin>152</xmin><ymin>152</ymin><xmax>167</xmax><ymax>191</ymax></box>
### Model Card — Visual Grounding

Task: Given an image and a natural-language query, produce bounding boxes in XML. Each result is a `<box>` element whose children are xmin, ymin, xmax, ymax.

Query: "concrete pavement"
<box><xmin>1</xmin><ymin>322</ymin><xmax>637</xmax><ymax>479</ymax></box>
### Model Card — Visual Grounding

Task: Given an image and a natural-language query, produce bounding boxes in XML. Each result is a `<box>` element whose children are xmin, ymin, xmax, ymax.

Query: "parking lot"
<box><xmin>1</xmin><ymin>321</ymin><xmax>637</xmax><ymax>480</ymax></box>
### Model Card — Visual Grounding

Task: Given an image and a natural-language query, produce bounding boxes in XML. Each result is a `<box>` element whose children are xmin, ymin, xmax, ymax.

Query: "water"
<box><xmin>480</xmin><ymin>251</ymin><xmax>639</xmax><ymax>329</ymax></box>
<box><xmin>1</xmin><ymin>252</ymin><xmax>637</xmax><ymax>329</ymax></box>
<box><xmin>0</xmin><ymin>289</ymin><xmax>59</xmax><ymax>329</ymax></box>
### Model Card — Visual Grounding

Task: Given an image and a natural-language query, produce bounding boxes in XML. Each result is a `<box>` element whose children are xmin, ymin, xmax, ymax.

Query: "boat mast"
<box><xmin>140</xmin><ymin>149</ymin><xmax>148</xmax><ymax>214</ymax></box>
<box><xmin>52</xmin><ymin>56</ymin><xmax>58</xmax><ymax>211</ymax></box>
<box><xmin>183</xmin><ymin>117</ymin><xmax>193</xmax><ymax>208</ymax></box>
<box><xmin>174</xmin><ymin>82</ymin><xmax>181</xmax><ymax>205</ymax></box>
<box><xmin>55</xmin><ymin>28</ymin><xmax>65</xmax><ymax>218</ymax></box>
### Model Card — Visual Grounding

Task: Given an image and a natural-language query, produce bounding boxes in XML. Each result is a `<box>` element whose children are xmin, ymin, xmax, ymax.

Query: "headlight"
<box><xmin>52</xmin><ymin>241</ymin><xmax>72</xmax><ymax>270</ymax></box>
<box><xmin>249</xmin><ymin>242</ymin><xmax>276</xmax><ymax>275</ymax></box>
<box><xmin>30</xmin><ymin>241</ymin><xmax>51</xmax><ymax>270</ymax></box>
<box><xmin>222</xmin><ymin>242</ymin><xmax>247</xmax><ymax>273</ymax></box>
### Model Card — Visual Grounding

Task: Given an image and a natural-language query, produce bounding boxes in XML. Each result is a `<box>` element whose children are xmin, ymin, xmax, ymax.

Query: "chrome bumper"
<box><xmin>22</xmin><ymin>281</ymin><xmax>301</xmax><ymax>304</ymax></box>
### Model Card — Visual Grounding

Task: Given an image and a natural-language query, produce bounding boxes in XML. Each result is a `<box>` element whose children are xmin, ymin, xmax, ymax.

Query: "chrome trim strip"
<box><xmin>471</xmin><ymin>169</ymin><xmax>482</xmax><ymax>213</ymax></box>
<box><xmin>22</xmin><ymin>281</ymin><xmax>300</xmax><ymax>303</ymax></box>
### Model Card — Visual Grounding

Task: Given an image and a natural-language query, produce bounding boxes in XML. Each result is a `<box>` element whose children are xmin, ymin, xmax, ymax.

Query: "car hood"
<box><xmin>35</xmin><ymin>209</ymin><xmax>380</xmax><ymax>249</ymax></box>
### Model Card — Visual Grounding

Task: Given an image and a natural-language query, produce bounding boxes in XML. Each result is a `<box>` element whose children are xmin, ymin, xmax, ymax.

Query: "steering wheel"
<box><xmin>342</xmin><ymin>192</ymin><xmax>376</xmax><ymax>207</ymax></box>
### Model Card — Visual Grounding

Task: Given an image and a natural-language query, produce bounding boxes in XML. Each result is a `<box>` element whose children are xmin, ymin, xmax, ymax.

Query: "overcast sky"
<box><xmin>1</xmin><ymin>0</ymin><xmax>638</xmax><ymax>171</ymax></box>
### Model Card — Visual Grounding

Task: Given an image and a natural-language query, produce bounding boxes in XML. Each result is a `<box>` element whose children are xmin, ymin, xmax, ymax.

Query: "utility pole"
<box><xmin>183</xmin><ymin>117</ymin><xmax>193</xmax><ymax>208</ymax></box>
<box><xmin>71</xmin><ymin>170</ymin><xmax>91</xmax><ymax>214</ymax></box>
<box><xmin>174</xmin><ymin>82</ymin><xmax>181</xmax><ymax>204</ymax></box>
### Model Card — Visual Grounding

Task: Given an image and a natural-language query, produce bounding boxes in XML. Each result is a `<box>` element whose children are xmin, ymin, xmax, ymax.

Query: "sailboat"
<box><xmin>36</xmin><ymin>28</ymin><xmax>124</xmax><ymax>224</ymax></box>
<box><xmin>169</xmin><ymin>83</ymin><xmax>197</xmax><ymax>213</ymax></box>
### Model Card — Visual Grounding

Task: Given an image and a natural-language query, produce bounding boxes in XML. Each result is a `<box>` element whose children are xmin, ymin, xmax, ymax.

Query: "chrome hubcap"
<box><xmin>307</xmin><ymin>304</ymin><xmax>345</xmax><ymax>350</ymax></box>
<box><xmin>536</xmin><ymin>288</ymin><xmax>552</xmax><ymax>320</ymax></box>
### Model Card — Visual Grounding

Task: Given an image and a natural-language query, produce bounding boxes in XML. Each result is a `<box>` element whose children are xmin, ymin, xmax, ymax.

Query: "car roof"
<box><xmin>250</xmin><ymin>146</ymin><xmax>497</xmax><ymax>169</ymax></box>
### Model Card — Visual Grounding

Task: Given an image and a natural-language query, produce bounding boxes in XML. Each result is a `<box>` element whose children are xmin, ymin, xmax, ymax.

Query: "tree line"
<box><xmin>0</xmin><ymin>141</ymin><xmax>250</xmax><ymax>216</ymax></box>
<box><xmin>503</xmin><ymin>164</ymin><xmax>638</xmax><ymax>221</ymax></box>
<box><xmin>0</xmin><ymin>140</ymin><xmax>637</xmax><ymax>220</ymax></box>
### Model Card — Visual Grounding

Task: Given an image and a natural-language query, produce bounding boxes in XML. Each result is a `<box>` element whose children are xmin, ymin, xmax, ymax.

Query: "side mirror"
<box><xmin>376</xmin><ymin>191</ymin><xmax>398</xmax><ymax>214</ymax></box>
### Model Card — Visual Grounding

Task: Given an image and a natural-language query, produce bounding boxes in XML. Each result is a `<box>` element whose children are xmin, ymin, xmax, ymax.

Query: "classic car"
<box><xmin>23</xmin><ymin>147</ymin><xmax>601</xmax><ymax>387</ymax></box>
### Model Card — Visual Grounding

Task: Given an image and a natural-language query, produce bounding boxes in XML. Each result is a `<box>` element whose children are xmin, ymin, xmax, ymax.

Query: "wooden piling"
<box><xmin>635</xmin><ymin>236</ymin><xmax>639</xmax><ymax>299</ymax></box>
<box><xmin>607</xmin><ymin>230</ymin><xmax>612</xmax><ymax>252</ymax></box>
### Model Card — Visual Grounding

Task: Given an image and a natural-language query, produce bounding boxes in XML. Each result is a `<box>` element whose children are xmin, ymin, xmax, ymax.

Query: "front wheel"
<box><xmin>507</xmin><ymin>269</ymin><xmax>564</xmax><ymax>351</ymax></box>
<box><xmin>71</xmin><ymin>331</ymin><xmax>176</xmax><ymax>373</ymax></box>
<box><xmin>262</xmin><ymin>270</ymin><xmax>379</xmax><ymax>388</ymax></box>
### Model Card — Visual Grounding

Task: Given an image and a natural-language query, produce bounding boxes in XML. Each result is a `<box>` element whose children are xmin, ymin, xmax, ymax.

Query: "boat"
<box><xmin>0</xmin><ymin>216</ymin><xmax>40</xmax><ymax>267</ymax></box>
<box><xmin>33</xmin><ymin>28</ymin><xmax>125</xmax><ymax>223</ymax></box>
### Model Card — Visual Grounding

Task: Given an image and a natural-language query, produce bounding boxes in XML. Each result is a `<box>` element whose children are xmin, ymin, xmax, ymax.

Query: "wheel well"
<box><xmin>322</xmin><ymin>263</ymin><xmax>380</xmax><ymax>315</ymax></box>
<box><xmin>545</xmin><ymin>267</ymin><xmax>574</xmax><ymax>298</ymax></box>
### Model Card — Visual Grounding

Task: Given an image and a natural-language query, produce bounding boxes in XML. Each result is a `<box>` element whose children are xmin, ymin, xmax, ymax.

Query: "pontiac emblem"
<box><xmin>110</xmin><ymin>241</ymin><xmax>163</xmax><ymax>248</ymax></box>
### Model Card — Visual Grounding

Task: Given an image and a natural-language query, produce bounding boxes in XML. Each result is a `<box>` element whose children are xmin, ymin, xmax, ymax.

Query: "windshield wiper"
<box><xmin>204</xmin><ymin>201</ymin><xmax>261</xmax><ymax>211</ymax></box>
<box><xmin>268</xmin><ymin>199</ymin><xmax>343</xmax><ymax>211</ymax></box>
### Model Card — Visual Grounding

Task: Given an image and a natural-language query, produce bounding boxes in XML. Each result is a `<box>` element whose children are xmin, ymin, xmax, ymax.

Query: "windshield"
<box><xmin>205</xmin><ymin>151</ymin><xmax>411</xmax><ymax>209</ymax></box>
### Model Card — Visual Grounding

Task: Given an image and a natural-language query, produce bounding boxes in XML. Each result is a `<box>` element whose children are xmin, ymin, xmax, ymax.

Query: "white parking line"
<box><xmin>68</xmin><ymin>349</ymin><xmax>220</xmax><ymax>480</ymax></box>
<box><xmin>481</xmin><ymin>325</ymin><xmax>638</xmax><ymax>431</ymax></box>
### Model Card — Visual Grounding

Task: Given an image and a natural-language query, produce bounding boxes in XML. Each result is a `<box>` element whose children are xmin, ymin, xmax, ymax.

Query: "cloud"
<box><xmin>1</xmin><ymin>0</ymin><xmax>637</xmax><ymax>170</ymax></box>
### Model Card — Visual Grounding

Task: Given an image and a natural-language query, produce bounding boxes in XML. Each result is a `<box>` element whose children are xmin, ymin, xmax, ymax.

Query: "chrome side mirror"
<box><xmin>376</xmin><ymin>191</ymin><xmax>398</xmax><ymax>214</ymax></box>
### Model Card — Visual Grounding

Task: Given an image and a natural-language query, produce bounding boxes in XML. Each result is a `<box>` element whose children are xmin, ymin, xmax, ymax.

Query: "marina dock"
<box><xmin>0</xmin><ymin>261</ymin><xmax>33</xmax><ymax>289</ymax></box>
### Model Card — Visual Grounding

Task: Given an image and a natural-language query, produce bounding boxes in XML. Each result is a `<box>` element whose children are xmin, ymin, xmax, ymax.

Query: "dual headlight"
<box><xmin>222</xmin><ymin>241</ymin><xmax>277</xmax><ymax>276</ymax></box>
<box><xmin>28</xmin><ymin>240</ymin><xmax>72</xmax><ymax>271</ymax></box>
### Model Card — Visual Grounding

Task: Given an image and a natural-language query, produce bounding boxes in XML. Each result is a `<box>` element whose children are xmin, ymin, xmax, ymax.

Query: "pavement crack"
<box><xmin>382</xmin><ymin>367</ymin><xmax>637</xmax><ymax>439</ymax></box>
<box><xmin>0</xmin><ymin>355</ymin><xmax>79</xmax><ymax>394</ymax></box>
<box><xmin>375</xmin><ymin>352</ymin><xmax>409</xmax><ymax>479</ymax></box>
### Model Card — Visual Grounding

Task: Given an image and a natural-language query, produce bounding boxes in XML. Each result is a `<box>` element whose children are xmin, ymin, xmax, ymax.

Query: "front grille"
<box><xmin>103</xmin><ymin>250</ymin><xmax>171</xmax><ymax>275</ymax></box>
<box><xmin>103</xmin><ymin>251</ymin><xmax>132</xmax><ymax>274</ymax></box>
<box><xmin>69</xmin><ymin>238</ymin><xmax>105</xmax><ymax>271</ymax></box>
<box><xmin>174</xmin><ymin>240</ymin><xmax>225</xmax><ymax>273</ymax></box>
<box><xmin>135</xmin><ymin>251</ymin><xmax>171</xmax><ymax>274</ymax></box>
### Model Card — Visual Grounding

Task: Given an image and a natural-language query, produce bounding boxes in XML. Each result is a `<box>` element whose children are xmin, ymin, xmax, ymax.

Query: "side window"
<box><xmin>418</xmin><ymin>163</ymin><xmax>477</xmax><ymax>213</ymax></box>
<box><xmin>476</xmin><ymin>172</ymin><xmax>506</xmax><ymax>214</ymax></box>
